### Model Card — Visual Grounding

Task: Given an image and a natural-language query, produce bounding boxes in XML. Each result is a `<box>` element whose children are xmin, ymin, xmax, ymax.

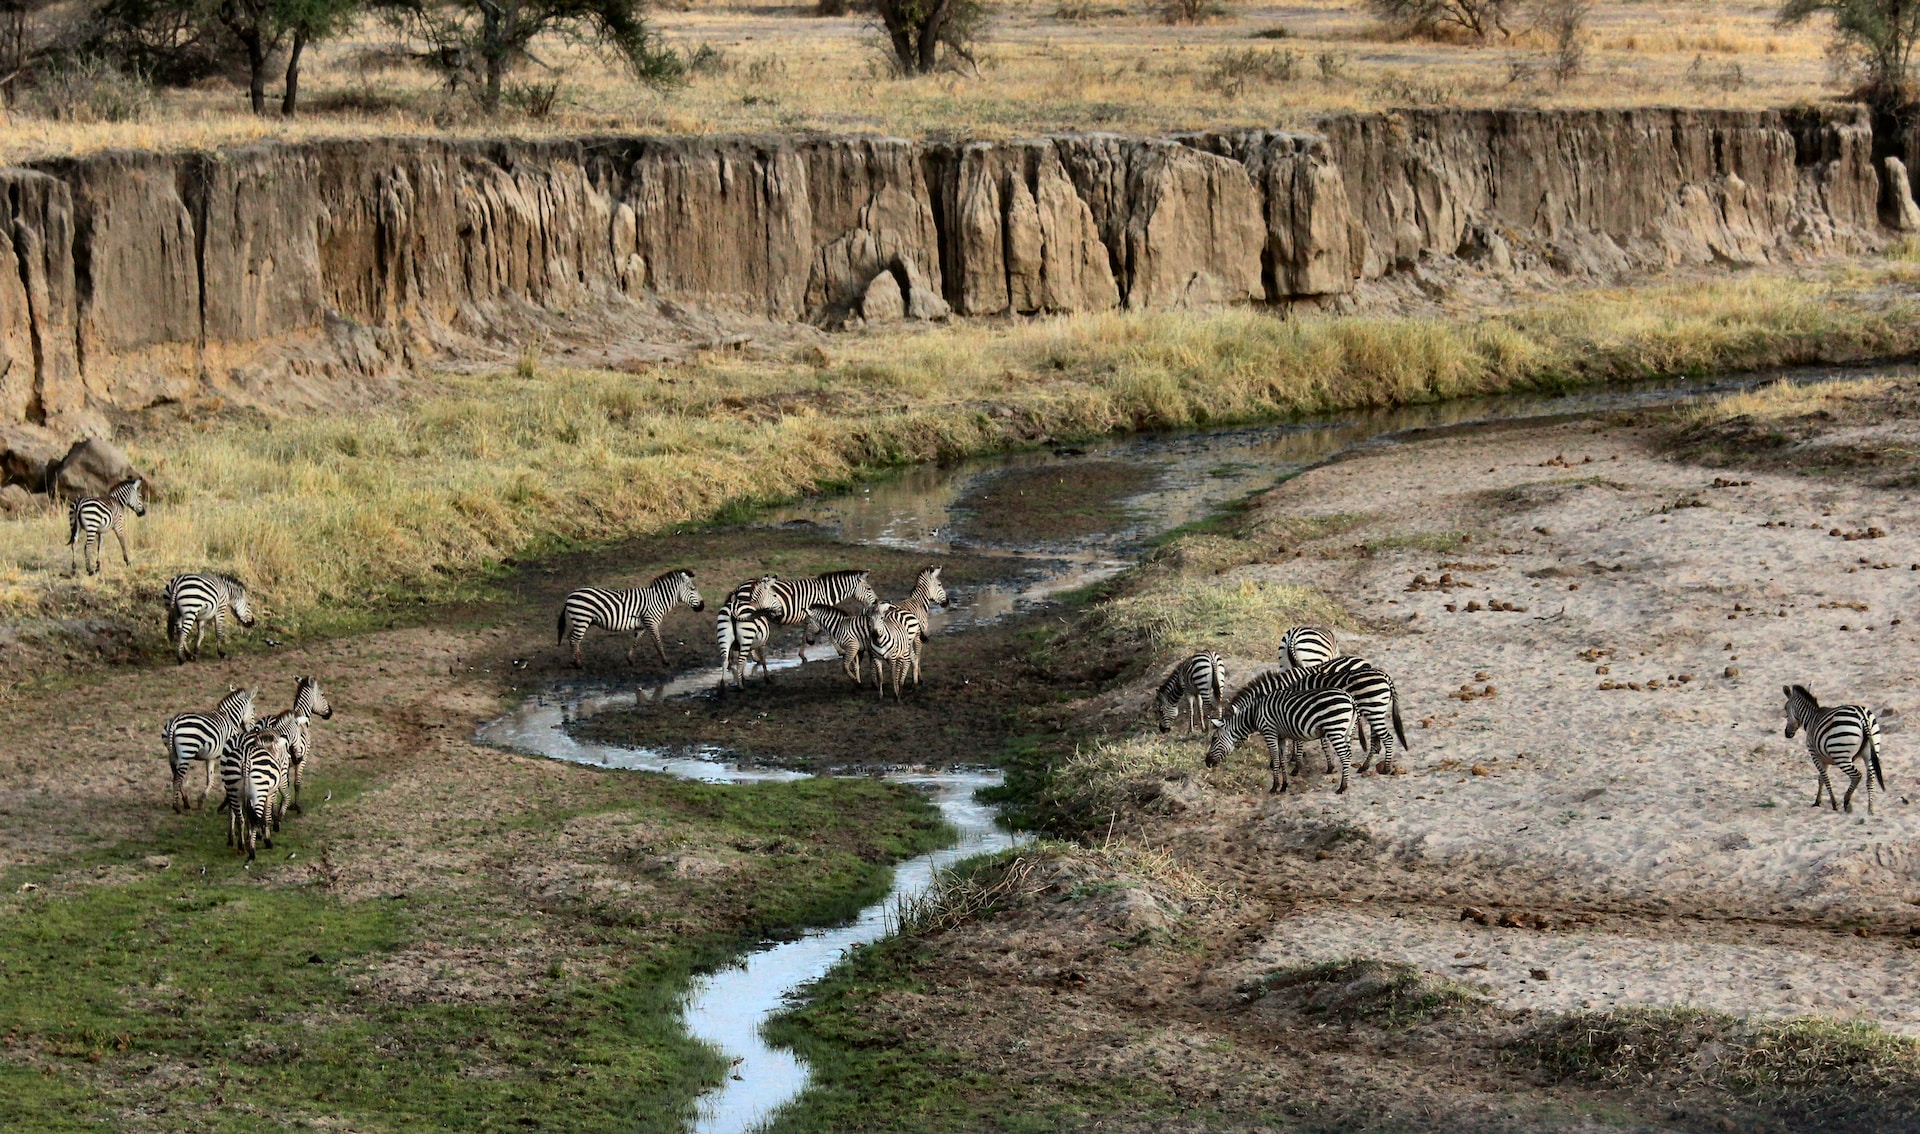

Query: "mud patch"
<box><xmin>951</xmin><ymin>459</ymin><xmax>1159</xmax><ymax>547</ymax></box>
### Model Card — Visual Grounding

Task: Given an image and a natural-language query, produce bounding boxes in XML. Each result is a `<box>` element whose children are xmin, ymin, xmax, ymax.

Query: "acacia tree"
<box><xmin>1369</xmin><ymin>0</ymin><xmax>1514</xmax><ymax>40</ymax></box>
<box><xmin>382</xmin><ymin>0</ymin><xmax>679</xmax><ymax>113</ymax></box>
<box><xmin>279</xmin><ymin>0</ymin><xmax>358</xmax><ymax>114</ymax></box>
<box><xmin>874</xmin><ymin>0</ymin><xmax>984</xmax><ymax>75</ymax></box>
<box><xmin>1779</xmin><ymin>0</ymin><xmax>1920</xmax><ymax>105</ymax></box>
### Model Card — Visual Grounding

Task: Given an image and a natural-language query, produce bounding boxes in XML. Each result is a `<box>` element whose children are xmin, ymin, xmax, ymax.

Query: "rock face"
<box><xmin>0</xmin><ymin>106</ymin><xmax>1889</xmax><ymax>427</ymax></box>
<box><xmin>47</xmin><ymin>437</ymin><xmax>136</xmax><ymax>500</ymax></box>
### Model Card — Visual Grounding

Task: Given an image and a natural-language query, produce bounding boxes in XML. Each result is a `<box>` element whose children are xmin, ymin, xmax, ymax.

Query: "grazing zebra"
<box><xmin>256</xmin><ymin>676</ymin><xmax>333</xmax><ymax>816</ymax></box>
<box><xmin>67</xmin><ymin>477</ymin><xmax>146</xmax><ymax>577</ymax></box>
<box><xmin>865</xmin><ymin>601</ymin><xmax>919</xmax><ymax>700</ymax></box>
<box><xmin>225</xmin><ymin>730</ymin><xmax>290</xmax><ymax>860</ymax></box>
<box><xmin>164</xmin><ymin>574</ymin><xmax>255</xmax><ymax>663</ymax></box>
<box><xmin>1225</xmin><ymin>656</ymin><xmax>1407</xmax><ymax>774</ymax></box>
<box><xmin>747</xmin><ymin>570</ymin><xmax>878</xmax><ymax>629</ymax></box>
<box><xmin>803</xmin><ymin>604</ymin><xmax>876</xmax><ymax>684</ymax></box>
<box><xmin>1154</xmin><ymin>652</ymin><xmax>1227</xmax><ymax>735</ymax></box>
<box><xmin>1207</xmin><ymin>686</ymin><xmax>1359</xmax><ymax>795</ymax></box>
<box><xmin>1784</xmin><ymin>685</ymin><xmax>1887</xmax><ymax>815</ymax></box>
<box><xmin>867</xmin><ymin>567</ymin><xmax>948</xmax><ymax>690</ymax></box>
<box><xmin>558</xmin><ymin>569</ymin><xmax>706</xmax><ymax>668</ymax></box>
<box><xmin>1279</xmin><ymin>625</ymin><xmax>1338</xmax><ymax>670</ymax></box>
<box><xmin>162</xmin><ymin>687</ymin><xmax>255</xmax><ymax>813</ymax></box>
<box><xmin>716</xmin><ymin>580</ymin><xmax>775</xmax><ymax>693</ymax></box>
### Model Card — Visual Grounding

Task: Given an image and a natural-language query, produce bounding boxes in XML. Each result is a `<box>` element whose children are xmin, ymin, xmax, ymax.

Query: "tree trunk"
<box><xmin>282</xmin><ymin>32</ymin><xmax>306</xmax><ymax>117</ymax></box>
<box><xmin>244</xmin><ymin>30</ymin><xmax>268</xmax><ymax>115</ymax></box>
<box><xmin>481</xmin><ymin>1</ymin><xmax>506</xmax><ymax>113</ymax></box>
<box><xmin>917</xmin><ymin>0</ymin><xmax>949</xmax><ymax>73</ymax></box>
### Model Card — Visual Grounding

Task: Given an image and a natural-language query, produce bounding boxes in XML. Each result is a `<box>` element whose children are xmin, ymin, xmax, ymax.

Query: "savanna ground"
<box><xmin>764</xmin><ymin>374</ymin><xmax>1920</xmax><ymax>1132</ymax></box>
<box><xmin>7</xmin><ymin>256</ymin><xmax>1920</xmax><ymax>1128</ymax></box>
<box><xmin>0</xmin><ymin>0</ymin><xmax>1854</xmax><ymax>164</ymax></box>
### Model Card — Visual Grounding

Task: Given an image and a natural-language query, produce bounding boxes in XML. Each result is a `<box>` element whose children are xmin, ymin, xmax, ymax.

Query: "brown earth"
<box><xmin>949</xmin><ymin>459</ymin><xmax>1160</xmax><ymax>548</ymax></box>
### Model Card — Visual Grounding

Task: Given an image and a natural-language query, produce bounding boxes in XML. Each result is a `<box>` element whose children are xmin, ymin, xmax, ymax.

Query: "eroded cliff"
<box><xmin>0</xmin><ymin>106</ymin><xmax>1887</xmax><ymax>432</ymax></box>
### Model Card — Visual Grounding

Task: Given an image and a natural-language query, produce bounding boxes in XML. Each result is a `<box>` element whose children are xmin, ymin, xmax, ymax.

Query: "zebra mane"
<box><xmin>819</xmin><ymin>569</ymin><xmax>867</xmax><ymax>584</ymax></box>
<box><xmin>1786</xmin><ymin>684</ymin><xmax>1818</xmax><ymax>708</ymax></box>
<box><xmin>649</xmin><ymin>568</ymin><xmax>693</xmax><ymax>586</ymax></box>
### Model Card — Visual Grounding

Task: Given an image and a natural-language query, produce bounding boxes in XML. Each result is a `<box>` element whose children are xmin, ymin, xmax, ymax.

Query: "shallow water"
<box><xmin>475</xmin><ymin>361</ymin><xmax>1907</xmax><ymax>1133</ymax></box>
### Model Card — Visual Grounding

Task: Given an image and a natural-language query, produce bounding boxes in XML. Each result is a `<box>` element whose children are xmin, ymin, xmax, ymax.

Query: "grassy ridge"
<box><xmin>5</xmin><ymin>272</ymin><xmax>1917</xmax><ymax>652</ymax></box>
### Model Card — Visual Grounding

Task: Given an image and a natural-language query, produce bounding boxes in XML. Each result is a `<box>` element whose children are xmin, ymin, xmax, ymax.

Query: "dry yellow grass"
<box><xmin>1</xmin><ymin>269</ymin><xmax>1914</xmax><ymax>642</ymax></box>
<box><xmin>0</xmin><ymin>0</ymin><xmax>1843</xmax><ymax>164</ymax></box>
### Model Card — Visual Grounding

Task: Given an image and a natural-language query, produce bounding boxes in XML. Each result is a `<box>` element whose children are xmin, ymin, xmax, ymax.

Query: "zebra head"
<box><xmin>802</xmin><ymin>605</ymin><xmax>830</xmax><ymax>646</ymax></box>
<box><xmin>1204</xmin><ymin>718</ymin><xmax>1237</xmax><ymax>768</ymax></box>
<box><xmin>228</xmin><ymin>580</ymin><xmax>256</xmax><ymax>626</ymax></box>
<box><xmin>914</xmin><ymin>566</ymin><xmax>948</xmax><ymax>608</ymax></box>
<box><xmin>675</xmin><ymin>569</ymin><xmax>705</xmax><ymax>612</ymax></box>
<box><xmin>1153</xmin><ymin>690</ymin><xmax>1181</xmax><ymax>734</ymax></box>
<box><xmin>115</xmin><ymin>476</ymin><xmax>147</xmax><ymax>516</ymax></box>
<box><xmin>1784</xmin><ymin>684</ymin><xmax>1818</xmax><ymax>738</ymax></box>
<box><xmin>296</xmin><ymin>676</ymin><xmax>334</xmax><ymax>721</ymax></box>
<box><xmin>749</xmin><ymin>574</ymin><xmax>787</xmax><ymax>619</ymax></box>
<box><xmin>850</xmin><ymin>571</ymin><xmax>877</xmax><ymax>607</ymax></box>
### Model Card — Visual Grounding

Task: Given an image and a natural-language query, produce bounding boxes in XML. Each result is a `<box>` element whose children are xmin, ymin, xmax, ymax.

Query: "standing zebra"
<box><xmin>67</xmin><ymin>476</ymin><xmax>146</xmax><ymax>577</ymax></box>
<box><xmin>716</xmin><ymin>580</ymin><xmax>775</xmax><ymax>693</ymax></box>
<box><xmin>1225</xmin><ymin>656</ymin><xmax>1407</xmax><ymax>774</ymax></box>
<box><xmin>865</xmin><ymin>567</ymin><xmax>948</xmax><ymax>691</ymax></box>
<box><xmin>1784</xmin><ymin>685</ymin><xmax>1887</xmax><ymax>815</ymax></box>
<box><xmin>164</xmin><ymin>574</ymin><xmax>255</xmax><ymax>663</ymax></box>
<box><xmin>1207</xmin><ymin>686</ymin><xmax>1359</xmax><ymax>794</ymax></box>
<box><xmin>225</xmin><ymin>730</ymin><xmax>290</xmax><ymax>860</ymax></box>
<box><xmin>558</xmin><ymin>569</ymin><xmax>706</xmax><ymax>668</ymax></box>
<box><xmin>865</xmin><ymin>601</ymin><xmax>919</xmax><ymax>700</ymax></box>
<box><xmin>162</xmin><ymin>687</ymin><xmax>255</xmax><ymax>813</ymax></box>
<box><xmin>803</xmin><ymin>604</ymin><xmax>877</xmax><ymax>684</ymax></box>
<box><xmin>1279</xmin><ymin>625</ymin><xmax>1338</xmax><ymax>670</ymax></box>
<box><xmin>256</xmin><ymin>676</ymin><xmax>333</xmax><ymax>816</ymax></box>
<box><xmin>1154</xmin><ymin>652</ymin><xmax>1227</xmax><ymax>735</ymax></box>
<box><xmin>747</xmin><ymin>570</ymin><xmax>878</xmax><ymax>632</ymax></box>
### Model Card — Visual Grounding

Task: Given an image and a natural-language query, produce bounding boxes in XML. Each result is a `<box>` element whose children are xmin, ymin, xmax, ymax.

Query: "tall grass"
<box><xmin>3</xmin><ymin>274</ymin><xmax>1916</xmax><ymax>641</ymax></box>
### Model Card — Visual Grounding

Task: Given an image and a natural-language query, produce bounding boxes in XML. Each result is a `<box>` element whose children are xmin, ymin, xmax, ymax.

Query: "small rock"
<box><xmin>1726</xmin><ymin>666</ymin><xmax>1741</xmax><ymax>678</ymax></box>
<box><xmin>1470</xmin><ymin>764</ymin><xmax>1490</xmax><ymax>776</ymax></box>
<box><xmin>142</xmin><ymin>855</ymin><xmax>170</xmax><ymax>871</ymax></box>
<box><xmin>1530</xmin><ymin>968</ymin><xmax>1551</xmax><ymax>981</ymax></box>
<box><xmin>1460</xmin><ymin>906</ymin><xmax>1489</xmax><ymax>925</ymax></box>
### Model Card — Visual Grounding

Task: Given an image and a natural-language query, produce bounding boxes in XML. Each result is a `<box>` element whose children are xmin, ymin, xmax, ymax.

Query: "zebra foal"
<box><xmin>164</xmin><ymin>574</ymin><xmax>255</xmax><ymax>663</ymax></box>
<box><xmin>68</xmin><ymin>476</ymin><xmax>146</xmax><ymax>576</ymax></box>
<box><xmin>803</xmin><ymin>604</ymin><xmax>876</xmax><ymax>684</ymax></box>
<box><xmin>162</xmin><ymin>687</ymin><xmax>255</xmax><ymax>812</ymax></box>
<box><xmin>1207</xmin><ymin>686</ymin><xmax>1359</xmax><ymax>795</ymax></box>
<box><xmin>865</xmin><ymin>567</ymin><xmax>948</xmax><ymax>692</ymax></box>
<box><xmin>1154</xmin><ymin>652</ymin><xmax>1226</xmax><ymax>735</ymax></box>
<box><xmin>558</xmin><ymin>569</ymin><xmax>705</xmax><ymax>668</ymax></box>
<box><xmin>1784</xmin><ymin>684</ymin><xmax>1887</xmax><ymax>815</ymax></box>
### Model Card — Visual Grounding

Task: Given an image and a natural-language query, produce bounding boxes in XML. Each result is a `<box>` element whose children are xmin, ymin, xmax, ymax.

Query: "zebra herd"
<box><xmin>1157</xmin><ymin>626</ymin><xmax>1407</xmax><ymax>795</ymax></box>
<box><xmin>557</xmin><ymin>565</ymin><xmax>949</xmax><ymax>698</ymax></box>
<box><xmin>162</xmin><ymin>676</ymin><xmax>335</xmax><ymax>860</ymax></box>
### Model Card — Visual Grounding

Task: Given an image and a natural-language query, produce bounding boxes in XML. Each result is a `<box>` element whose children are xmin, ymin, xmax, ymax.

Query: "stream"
<box><xmin>473</xmin><ymin>363</ymin><xmax>1904</xmax><ymax>1133</ymax></box>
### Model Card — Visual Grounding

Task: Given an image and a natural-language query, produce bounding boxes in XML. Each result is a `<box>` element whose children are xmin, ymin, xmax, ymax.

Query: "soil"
<box><xmin>950</xmin><ymin>459</ymin><xmax>1160</xmax><ymax>547</ymax></box>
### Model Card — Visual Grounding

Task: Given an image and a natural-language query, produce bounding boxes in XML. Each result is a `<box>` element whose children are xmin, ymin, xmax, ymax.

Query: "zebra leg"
<box><xmin>1264</xmin><ymin>731</ymin><xmax>1287</xmax><ymax>794</ymax></box>
<box><xmin>171</xmin><ymin>764</ymin><xmax>187</xmax><ymax>814</ymax></box>
<box><xmin>291</xmin><ymin>758</ymin><xmax>304</xmax><ymax>815</ymax></box>
<box><xmin>1330</xmin><ymin>730</ymin><xmax>1354</xmax><ymax>795</ymax></box>
<box><xmin>1321</xmin><ymin>734</ymin><xmax>1335</xmax><ymax>775</ymax></box>
<box><xmin>115</xmin><ymin>525</ymin><xmax>131</xmax><ymax>566</ymax></box>
<box><xmin>214</xmin><ymin>610</ymin><xmax>228</xmax><ymax>658</ymax></box>
<box><xmin>1813</xmin><ymin>757</ymin><xmax>1836</xmax><ymax>810</ymax></box>
<box><xmin>199</xmin><ymin>758</ymin><xmax>217</xmax><ymax>809</ymax></box>
<box><xmin>1843</xmin><ymin>760</ymin><xmax>1863</xmax><ymax>814</ymax></box>
<box><xmin>651</xmin><ymin>627</ymin><xmax>670</xmax><ymax>668</ymax></box>
<box><xmin>192</xmin><ymin>615</ymin><xmax>208</xmax><ymax>661</ymax></box>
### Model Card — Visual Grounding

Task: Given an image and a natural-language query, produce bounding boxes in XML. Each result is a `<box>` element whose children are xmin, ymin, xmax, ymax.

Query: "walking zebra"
<box><xmin>162</xmin><ymin>687</ymin><xmax>255</xmax><ymax>813</ymax></box>
<box><xmin>1784</xmin><ymin>684</ymin><xmax>1887</xmax><ymax>815</ymax></box>
<box><xmin>1207</xmin><ymin>686</ymin><xmax>1359</xmax><ymax>794</ymax></box>
<box><xmin>1279</xmin><ymin>625</ymin><xmax>1337</xmax><ymax>670</ymax></box>
<box><xmin>558</xmin><ymin>569</ymin><xmax>705</xmax><ymax>668</ymax></box>
<box><xmin>67</xmin><ymin>477</ymin><xmax>146</xmax><ymax>577</ymax></box>
<box><xmin>716</xmin><ymin>580</ymin><xmax>775</xmax><ymax>693</ymax></box>
<box><xmin>747</xmin><ymin>570</ymin><xmax>878</xmax><ymax>630</ymax></box>
<box><xmin>255</xmin><ymin>676</ymin><xmax>333</xmax><ymax>816</ymax></box>
<box><xmin>865</xmin><ymin>567</ymin><xmax>948</xmax><ymax>692</ymax></box>
<box><xmin>803</xmin><ymin>604</ymin><xmax>877</xmax><ymax>684</ymax></box>
<box><xmin>164</xmin><ymin>574</ymin><xmax>255</xmax><ymax>663</ymax></box>
<box><xmin>224</xmin><ymin>730</ymin><xmax>290</xmax><ymax>860</ymax></box>
<box><xmin>720</xmin><ymin>570</ymin><xmax>876</xmax><ymax>692</ymax></box>
<box><xmin>1154</xmin><ymin>652</ymin><xmax>1227</xmax><ymax>735</ymax></box>
<box><xmin>1224</xmin><ymin>656</ymin><xmax>1407</xmax><ymax>774</ymax></box>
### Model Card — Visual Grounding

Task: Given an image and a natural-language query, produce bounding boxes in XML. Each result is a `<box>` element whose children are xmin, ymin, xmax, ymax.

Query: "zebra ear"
<box><xmin>1207</xmin><ymin>718</ymin><xmax>1223</xmax><ymax>729</ymax></box>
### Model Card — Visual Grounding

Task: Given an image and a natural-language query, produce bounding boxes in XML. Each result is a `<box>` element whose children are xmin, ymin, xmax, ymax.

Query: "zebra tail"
<box><xmin>1391</xmin><ymin>694</ymin><xmax>1409</xmax><ymax>750</ymax></box>
<box><xmin>1871</xmin><ymin>721</ymin><xmax>1887</xmax><ymax>791</ymax></box>
<box><xmin>556</xmin><ymin>606</ymin><xmax>565</xmax><ymax>646</ymax></box>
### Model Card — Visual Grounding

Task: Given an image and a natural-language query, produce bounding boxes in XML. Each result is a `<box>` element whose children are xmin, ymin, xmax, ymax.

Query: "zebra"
<box><xmin>67</xmin><ymin>476</ymin><xmax>146</xmax><ymax>577</ymax></box>
<box><xmin>1224</xmin><ymin>656</ymin><xmax>1407</xmax><ymax>775</ymax></box>
<box><xmin>716</xmin><ymin>580</ymin><xmax>775</xmax><ymax>693</ymax></box>
<box><xmin>1279</xmin><ymin>625</ymin><xmax>1338</xmax><ymax>670</ymax></box>
<box><xmin>225</xmin><ymin>730</ymin><xmax>290</xmax><ymax>860</ymax></box>
<box><xmin>1207</xmin><ymin>686</ymin><xmax>1359</xmax><ymax>795</ymax></box>
<box><xmin>803</xmin><ymin>604</ymin><xmax>877</xmax><ymax>684</ymax></box>
<box><xmin>747</xmin><ymin>570</ymin><xmax>878</xmax><ymax>630</ymax></box>
<box><xmin>1154</xmin><ymin>652</ymin><xmax>1227</xmax><ymax>735</ymax></box>
<box><xmin>1784</xmin><ymin>684</ymin><xmax>1887</xmax><ymax>815</ymax></box>
<box><xmin>865</xmin><ymin>601</ymin><xmax>919</xmax><ymax>700</ymax></box>
<box><xmin>254</xmin><ymin>676</ymin><xmax>333</xmax><ymax>816</ymax></box>
<box><xmin>866</xmin><ymin>567</ymin><xmax>948</xmax><ymax>691</ymax></box>
<box><xmin>162</xmin><ymin>687</ymin><xmax>255</xmax><ymax>813</ymax></box>
<box><xmin>164</xmin><ymin>574</ymin><xmax>255</xmax><ymax>663</ymax></box>
<box><xmin>557</xmin><ymin>569</ymin><xmax>705</xmax><ymax>668</ymax></box>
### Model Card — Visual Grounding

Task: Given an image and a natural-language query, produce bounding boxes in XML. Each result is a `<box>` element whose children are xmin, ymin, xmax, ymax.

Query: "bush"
<box><xmin>873</xmin><ymin>0</ymin><xmax>986</xmax><ymax>75</ymax></box>
<box><xmin>1370</xmin><ymin>0</ymin><xmax>1513</xmax><ymax>40</ymax></box>
<box><xmin>1537</xmin><ymin>0</ymin><xmax>1592</xmax><ymax>84</ymax></box>
<box><xmin>23</xmin><ymin>55</ymin><xmax>154</xmax><ymax>121</ymax></box>
<box><xmin>1201</xmin><ymin>46</ymin><xmax>1297</xmax><ymax>96</ymax></box>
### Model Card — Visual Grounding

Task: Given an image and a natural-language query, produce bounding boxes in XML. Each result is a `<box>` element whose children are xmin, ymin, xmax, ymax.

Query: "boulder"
<box><xmin>0</xmin><ymin>424</ymin><xmax>66</xmax><ymax>490</ymax></box>
<box><xmin>897</xmin><ymin>256</ymin><xmax>951</xmax><ymax>321</ymax></box>
<box><xmin>860</xmin><ymin>270</ymin><xmax>905</xmax><ymax>323</ymax></box>
<box><xmin>48</xmin><ymin>437</ymin><xmax>136</xmax><ymax>501</ymax></box>
<box><xmin>1886</xmin><ymin>157</ymin><xmax>1920</xmax><ymax>233</ymax></box>
<box><xmin>0</xmin><ymin>483</ymin><xmax>32</xmax><ymax>515</ymax></box>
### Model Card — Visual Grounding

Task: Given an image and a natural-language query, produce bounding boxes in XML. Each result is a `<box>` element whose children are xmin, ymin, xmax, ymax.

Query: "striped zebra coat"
<box><xmin>1278</xmin><ymin>625</ymin><xmax>1337</xmax><ymax>670</ymax></box>
<box><xmin>1207</xmin><ymin>685</ymin><xmax>1359</xmax><ymax>795</ymax></box>
<box><xmin>715</xmin><ymin>580</ymin><xmax>775</xmax><ymax>693</ymax></box>
<box><xmin>68</xmin><ymin>477</ymin><xmax>146</xmax><ymax>577</ymax></box>
<box><xmin>165</xmin><ymin>574</ymin><xmax>255</xmax><ymax>663</ymax></box>
<box><xmin>866</xmin><ymin>567</ymin><xmax>948</xmax><ymax>693</ymax></box>
<box><xmin>719</xmin><ymin>570</ymin><xmax>876</xmax><ymax>692</ymax></box>
<box><xmin>802</xmin><ymin>604</ymin><xmax>877</xmax><ymax>684</ymax></box>
<box><xmin>748</xmin><ymin>570</ymin><xmax>877</xmax><ymax>629</ymax></box>
<box><xmin>162</xmin><ymin>687</ymin><xmax>255</xmax><ymax>813</ymax></box>
<box><xmin>1154</xmin><ymin>652</ymin><xmax>1227</xmax><ymax>735</ymax></box>
<box><xmin>558</xmin><ymin>569</ymin><xmax>705</xmax><ymax>668</ymax></box>
<box><xmin>224</xmin><ymin>730</ymin><xmax>290</xmax><ymax>860</ymax></box>
<box><xmin>1784</xmin><ymin>684</ymin><xmax>1887</xmax><ymax>815</ymax></box>
<box><xmin>256</xmin><ymin>676</ymin><xmax>333</xmax><ymax>816</ymax></box>
<box><xmin>1225</xmin><ymin>656</ymin><xmax>1407</xmax><ymax>774</ymax></box>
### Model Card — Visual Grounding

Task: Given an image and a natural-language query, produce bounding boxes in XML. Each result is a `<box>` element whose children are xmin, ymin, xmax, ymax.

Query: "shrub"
<box><xmin>24</xmin><ymin>55</ymin><xmax>154</xmax><ymax>122</ymax></box>
<box><xmin>1370</xmin><ymin>0</ymin><xmax>1513</xmax><ymax>40</ymax></box>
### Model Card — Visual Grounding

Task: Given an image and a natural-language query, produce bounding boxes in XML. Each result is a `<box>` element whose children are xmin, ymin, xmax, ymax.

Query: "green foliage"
<box><xmin>1778</xmin><ymin>0</ymin><xmax>1920</xmax><ymax>104</ymax></box>
<box><xmin>874</xmin><ymin>0</ymin><xmax>985</xmax><ymax>75</ymax></box>
<box><xmin>379</xmin><ymin>0</ymin><xmax>682</xmax><ymax>112</ymax></box>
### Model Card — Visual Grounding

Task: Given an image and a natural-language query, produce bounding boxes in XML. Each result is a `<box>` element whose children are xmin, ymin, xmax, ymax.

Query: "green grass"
<box><xmin>0</xmin><ymin>771</ymin><xmax>953</xmax><ymax>1131</ymax></box>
